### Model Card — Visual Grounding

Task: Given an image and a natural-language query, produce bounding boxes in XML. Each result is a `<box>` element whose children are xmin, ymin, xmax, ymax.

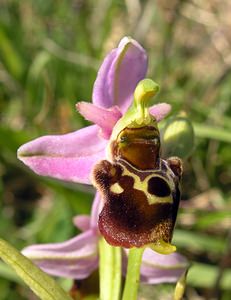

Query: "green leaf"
<box><xmin>0</xmin><ymin>238</ymin><xmax>72</xmax><ymax>300</ymax></box>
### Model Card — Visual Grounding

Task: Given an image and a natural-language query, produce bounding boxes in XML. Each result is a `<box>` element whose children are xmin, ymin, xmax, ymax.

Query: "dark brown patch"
<box><xmin>92</xmin><ymin>157</ymin><xmax>181</xmax><ymax>249</ymax></box>
<box><xmin>98</xmin><ymin>200</ymin><xmax>174</xmax><ymax>248</ymax></box>
<box><xmin>147</xmin><ymin>176</ymin><xmax>171</xmax><ymax>197</ymax></box>
<box><xmin>98</xmin><ymin>171</ymin><xmax>175</xmax><ymax>248</ymax></box>
<box><xmin>172</xmin><ymin>184</ymin><xmax>181</xmax><ymax>226</ymax></box>
<box><xmin>92</xmin><ymin>160</ymin><xmax>122</xmax><ymax>190</ymax></box>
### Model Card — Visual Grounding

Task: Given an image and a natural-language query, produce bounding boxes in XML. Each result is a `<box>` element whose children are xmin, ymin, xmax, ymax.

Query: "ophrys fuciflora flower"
<box><xmin>93</xmin><ymin>79</ymin><xmax>182</xmax><ymax>254</ymax></box>
<box><xmin>17</xmin><ymin>37</ymin><xmax>189</xmax><ymax>284</ymax></box>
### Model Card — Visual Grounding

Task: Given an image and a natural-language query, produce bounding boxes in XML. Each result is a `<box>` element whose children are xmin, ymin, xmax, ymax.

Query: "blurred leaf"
<box><xmin>188</xmin><ymin>263</ymin><xmax>231</xmax><ymax>290</ymax></box>
<box><xmin>0</xmin><ymin>27</ymin><xmax>24</xmax><ymax>78</ymax></box>
<box><xmin>0</xmin><ymin>262</ymin><xmax>23</xmax><ymax>284</ymax></box>
<box><xmin>0</xmin><ymin>280</ymin><xmax>9</xmax><ymax>300</ymax></box>
<box><xmin>0</xmin><ymin>238</ymin><xmax>72</xmax><ymax>300</ymax></box>
<box><xmin>35</xmin><ymin>193</ymin><xmax>73</xmax><ymax>243</ymax></box>
<box><xmin>0</xmin><ymin>126</ymin><xmax>30</xmax><ymax>152</ymax></box>
<box><xmin>196</xmin><ymin>210</ymin><xmax>231</xmax><ymax>230</ymax></box>
<box><xmin>28</xmin><ymin>51</ymin><xmax>51</xmax><ymax>81</ymax></box>
<box><xmin>42</xmin><ymin>179</ymin><xmax>93</xmax><ymax>215</ymax></box>
<box><xmin>173</xmin><ymin>229</ymin><xmax>225</xmax><ymax>254</ymax></box>
<box><xmin>20</xmin><ymin>199</ymin><xmax>71</xmax><ymax>243</ymax></box>
<box><xmin>193</xmin><ymin>123</ymin><xmax>231</xmax><ymax>143</ymax></box>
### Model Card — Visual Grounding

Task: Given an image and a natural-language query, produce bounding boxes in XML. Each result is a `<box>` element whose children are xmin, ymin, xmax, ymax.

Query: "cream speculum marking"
<box><xmin>118</xmin><ymin>161</ymin><xmax>174</xmax><ymax>205</ymax></box>
<box><xmin>92</xmin><ymin>79</ymin><xmax>182</xmax><ymax>254</ymax></box>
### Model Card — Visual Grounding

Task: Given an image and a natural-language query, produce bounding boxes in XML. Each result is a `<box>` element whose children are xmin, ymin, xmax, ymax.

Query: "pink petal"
<box><xmin>17</xmin><ymin>125</ymin><xmax>107</xmax><ymax>184</ymax></box>
<box><xmin>22</xmin><ymin>230</ymin><xmax>98</xmax><ymax>279</ymax></box>
<box><xmin>90</xmin><ymin>193</ymin><xmax>103</xmax><ymax>230</ymax></box>
<box><xmin>73</xmin><ymin>215</ymin><xmax>91</xmax><ymax>232</ymax></box>
<box><xmin>93</xmin><ymin>37</ymin><xmax>148</xmax><ymax>113</ymax></box>
<box><xmin>73</xmin><ymin>193</ymin><xmax>103</xmax><ymax>233</ymax></box>
<box><xmin>77</xmin><ymin>102</ymin><xmax>122</xmax><ymax>139</ymax></box>
<box><xmin>92</xmin><ymin>48</ymin><xmax>117</xmax><ymax>107</ymax></box>
<box><xmin>140</xmin><ymin>248</ymin><xmax>188</xmax><ymax>284</ymax></box>
<box><xmin>149</xmin><ymin>103</ymin><xmax>172</xmax><ymax>122</ymax></box>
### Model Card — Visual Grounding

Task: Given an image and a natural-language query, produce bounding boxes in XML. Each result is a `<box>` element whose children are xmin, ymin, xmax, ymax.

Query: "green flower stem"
<box><xmin>122</xmin><ymin>247</ymin><xmax>145</xmax><ymax>300</ymax></box>
<box><xmin>99</xmin><ymin>238</ymin><xmax>122</xmax><ymax>300</ymax></box>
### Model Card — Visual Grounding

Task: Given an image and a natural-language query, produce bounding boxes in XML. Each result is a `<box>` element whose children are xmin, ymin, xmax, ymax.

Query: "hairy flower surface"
<box><xmin>92</xmin><ymin>79</ymin><xmax>182</xmax><ymax>253</ymax></box>
<box><xmin>22</xmin><ymin>194</ymin><xmax>188</xmax><ymax>282</ymax></box>
<box><xmin>18</xmin><ymin>37</ymin><xmax>187</xmax><ymax>283</ymax></box>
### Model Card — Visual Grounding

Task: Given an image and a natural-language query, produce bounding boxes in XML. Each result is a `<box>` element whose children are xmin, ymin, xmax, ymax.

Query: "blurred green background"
<box><xmin>0</xmin><ymin>1</ymin><xmax>231</xmax><ymax>299</ymax></box>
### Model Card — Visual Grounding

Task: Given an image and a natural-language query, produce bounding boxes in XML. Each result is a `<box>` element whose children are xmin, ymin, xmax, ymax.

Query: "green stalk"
<box><xmin>0</xmin><ymin>238</ymin><xmax>72</xmax><ymax>300</ymax></box>
<box><xmin>122</xmin><ymin>247</ymin><xmax>145</xmax><ymax>300</ymax></box>
<box><xmin>99</xmin><ymin>238</ymin><xmax>122</xmax><ymax>300</ymax></box>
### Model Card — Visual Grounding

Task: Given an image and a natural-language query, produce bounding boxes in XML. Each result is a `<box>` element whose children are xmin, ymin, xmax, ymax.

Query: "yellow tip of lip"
<box><xmin>149</xmin><ymin>240</ymin><xmax>176</xmax><ymax>255</ymax></box>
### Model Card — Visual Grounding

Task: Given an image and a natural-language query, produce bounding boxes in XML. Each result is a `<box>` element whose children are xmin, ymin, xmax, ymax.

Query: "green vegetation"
<box><xmin>0</xmin><ymin>1</ymin><xmax>230</xmax><ymax>299</ymax></box>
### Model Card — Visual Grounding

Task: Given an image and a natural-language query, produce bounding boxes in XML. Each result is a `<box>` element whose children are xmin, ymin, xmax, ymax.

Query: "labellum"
<box><xmin>92</xmin><ymin>79</ymin><xmax>182</xmax><ymax>254</ymax></box>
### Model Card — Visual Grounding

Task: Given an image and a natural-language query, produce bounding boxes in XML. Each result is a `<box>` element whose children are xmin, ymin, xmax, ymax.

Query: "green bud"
<box><xmin>161</xmin><ymin>115</ymin><xmax>194</xmax><ymax>159</ymax></box>
<box><xmin>174</xmin><ymin>268</ymin><xmax>189</xmax><ymax>300</ymax></box>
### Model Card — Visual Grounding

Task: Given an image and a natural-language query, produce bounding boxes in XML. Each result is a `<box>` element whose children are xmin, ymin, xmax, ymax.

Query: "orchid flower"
<box><xmin>18</xmin><ymin>37</ymin><xmax>188</xmax><ymax>290</ymax></box>
<box><xmin>22</xmin><ymin>194</ymin><xmax>188</xmax><ymax>283</ymax></box>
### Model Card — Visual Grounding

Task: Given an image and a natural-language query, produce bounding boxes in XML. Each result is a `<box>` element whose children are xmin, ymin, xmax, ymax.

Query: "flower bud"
<box><xmin>174</xmin><ymin>268</ymin><xmax>189</xmax><ymax>300</ymax></box>
<box><xmin>161</xmin><ymin>115</ymin><xmax>194</xmax><ymax>159</ymax></box>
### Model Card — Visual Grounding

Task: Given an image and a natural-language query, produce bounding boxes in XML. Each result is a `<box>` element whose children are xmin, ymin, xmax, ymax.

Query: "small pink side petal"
<box><xmin>141</xmin><ymin>267</ymin><xmax>185</xmax><ymax>284</ymax></box>
<box><xmin>17</xmin><ymin>125</ymin><xmax>107</xmax><ymax>184</ymax></box>
<box><xmin>142</xmin><ymin>248</ymin><xmax>188</xmax><ymax>268</ymax></box>
<box><xmin>93</xmin><ymin>37</ymin><xmax>148</xmax><ymax>112</ymax></box>
<box><xmin>90</xmin><ymin>192</ymin><xmax>103</xmax><ymax>230</ymax></box>
<box><xmin>73</xmin><ymin>215</ymin><xmax>91</xmax><ymax>232</ymax></box>
<box><xmin>77</xmin><ymin>102</ymin><xmax>122</xmax><ymax>139</ymax></box>
<box><xmin>149</xmin><ymin>103</ymin><xmax>172</xmax><ymax>122</ymax></box>
<box><xmin>22</xmin><ymin>230</ymin><xmax>98</xmax><ymax>279</ymax></box>
<box><xmin>74</xmin><ymin>193</ymin><xmax>103</xmax><ymax>233</ymax></box>
<box><xmin>140</xmin><ymin>248</ymin><xmax>188</xmax><ymax>284</ymax></box>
